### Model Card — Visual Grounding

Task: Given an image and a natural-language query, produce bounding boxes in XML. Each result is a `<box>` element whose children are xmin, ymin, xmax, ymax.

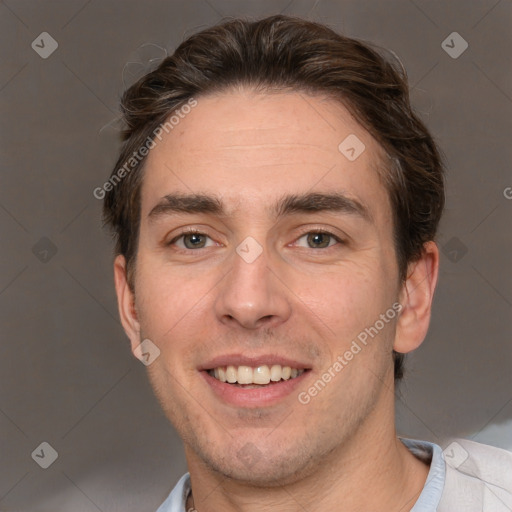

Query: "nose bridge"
<box><xmin>214</xmin><ymin>235</ymin><xmax>291</xmax><ymax>329</ymax></box>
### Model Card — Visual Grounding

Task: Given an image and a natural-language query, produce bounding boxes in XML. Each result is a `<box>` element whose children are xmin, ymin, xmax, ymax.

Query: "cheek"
<box><xmin>303</xmin><ymin>260</ymin><xmax>391</xmax><ymax>325</ymax></box>
<box><xmin>134</xmin><ymin>255</ymin><xmax>212</xmax><ymax>343</ymax></box>
<box><xmin>292</xmin><ymin>261</ymin><xmax>398</xmax><ymax>377</ymax></box>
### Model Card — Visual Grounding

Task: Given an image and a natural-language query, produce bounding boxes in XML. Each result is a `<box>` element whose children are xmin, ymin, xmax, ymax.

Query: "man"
<box><xmin>101</xmin><ymin>14</ymin><xmax>512</xmax><ymax>512</ymax></box>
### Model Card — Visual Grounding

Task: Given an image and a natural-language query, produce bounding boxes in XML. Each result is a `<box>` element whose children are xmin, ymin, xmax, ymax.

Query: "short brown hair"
<box><xmin>102</xmin><ymin>14</ymin><xmax>445</xmax><ymax>381</ymax></box>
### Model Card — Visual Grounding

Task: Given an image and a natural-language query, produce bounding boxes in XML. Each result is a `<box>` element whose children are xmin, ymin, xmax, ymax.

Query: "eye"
<box><xmin>295</xmin><ymin>231</ymin><xmax>342</xmax><ymax>249</ymax></box>
<box><xmin>168</xmin><ymin>230</ymin><xmax>216</xmax><ymax>250</ymax></box>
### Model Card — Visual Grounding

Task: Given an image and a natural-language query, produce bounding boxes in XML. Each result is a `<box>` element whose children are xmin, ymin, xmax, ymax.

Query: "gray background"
<box><xmin>1</xmin><ymin>0</ymin><xmax>511</xmax><ymax>510</ymax></box>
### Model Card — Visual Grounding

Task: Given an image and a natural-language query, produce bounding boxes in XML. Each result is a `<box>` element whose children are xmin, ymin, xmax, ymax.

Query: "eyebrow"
<box><xmin>147</xmin><ymin>191</ymin><xmax>373</xmax><ymax>224</ymax></box>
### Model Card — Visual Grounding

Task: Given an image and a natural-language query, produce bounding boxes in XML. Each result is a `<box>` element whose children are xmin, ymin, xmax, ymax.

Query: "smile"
<box><xmin>207</xmin><ymin>364</ymin><xmax>306</xmax><ymax>387</ymax></box>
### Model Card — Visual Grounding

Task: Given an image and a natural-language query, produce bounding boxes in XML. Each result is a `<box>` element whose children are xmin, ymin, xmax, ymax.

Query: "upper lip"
<box><xmin>199</xmin><ymin>354</ymin><xmax>312</xmax><ymax>371</ymax></box>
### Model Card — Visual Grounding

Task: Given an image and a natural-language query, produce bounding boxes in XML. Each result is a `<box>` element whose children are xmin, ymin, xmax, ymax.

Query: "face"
<box><xmin>115</xmin><ymin>90</ymin><xmax>432</xmax><ymax>486</ymax></box>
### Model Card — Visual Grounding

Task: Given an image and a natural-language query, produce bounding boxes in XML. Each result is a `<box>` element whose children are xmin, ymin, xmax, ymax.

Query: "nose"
<box><xmin>214</xmin><ymin>240</ymin><xmax>292</xmax><ymax>330</ymax></box>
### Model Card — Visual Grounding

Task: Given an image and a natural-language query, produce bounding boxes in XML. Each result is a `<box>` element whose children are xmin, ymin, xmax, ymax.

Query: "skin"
<box><xmin>114</xmin><ymin>89</ymin><xmax>439</xmax><ymax>511</ymax></box>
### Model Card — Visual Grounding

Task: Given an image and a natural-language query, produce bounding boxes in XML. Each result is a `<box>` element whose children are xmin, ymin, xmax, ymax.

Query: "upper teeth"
<box><xmin>209</xmin><ymin>365</ymin><xmax>305</xmax><ymax>385</ymax></box>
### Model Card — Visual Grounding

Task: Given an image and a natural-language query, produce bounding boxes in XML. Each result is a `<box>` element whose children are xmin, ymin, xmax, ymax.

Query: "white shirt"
<box><xmin>155</xmin><ymin>437</ymin><xmax>512</xmax><ymax>511</ymax></box>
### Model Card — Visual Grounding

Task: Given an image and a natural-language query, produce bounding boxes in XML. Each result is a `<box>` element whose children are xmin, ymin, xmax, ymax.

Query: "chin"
<box><xmin>196</xmin><ymin>438</ymin><xmax>320</xmax><ymax>487</ymax></box>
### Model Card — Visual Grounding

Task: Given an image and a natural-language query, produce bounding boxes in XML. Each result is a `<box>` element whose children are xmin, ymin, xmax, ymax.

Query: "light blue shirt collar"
<box><xmin>400</xmin><ymin>438</ymin><xmax>446</xmax><ymax>511</ymax></box>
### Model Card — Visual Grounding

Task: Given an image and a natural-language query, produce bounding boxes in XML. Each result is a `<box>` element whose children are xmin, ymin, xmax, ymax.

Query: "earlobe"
<box><xmin>394</xmin><ymin>241</ymin><xmax>440</xmax><ymax>354</ymax></box>
<box><xmin>113</xmin><ymin>254</ymin><xmax>140</xmax><ymax>351</ymax></box>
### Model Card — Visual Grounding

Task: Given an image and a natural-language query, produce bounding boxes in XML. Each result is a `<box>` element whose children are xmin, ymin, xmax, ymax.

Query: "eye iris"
<box><xmin>184</xmin><ymin>233</ymin><xmax>206</xmax><ymax>249</ymax></box>
<box><xmin>307</xmin><ymin>232</ymin><xmax>330</xmax><ymax>248</ymax></box>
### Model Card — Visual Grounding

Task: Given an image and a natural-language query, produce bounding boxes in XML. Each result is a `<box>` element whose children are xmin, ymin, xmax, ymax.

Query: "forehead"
<box><xmin>140</xmin><ymin>90</ymin><xmax>390</xmax><ymax>220</ymax></box>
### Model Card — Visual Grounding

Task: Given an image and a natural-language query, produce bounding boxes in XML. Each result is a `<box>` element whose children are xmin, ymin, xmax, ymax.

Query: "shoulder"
<box><xmin>438</xmin><ymin>438</ymin><xmax>512</xmax><ymax>512</ymax></box>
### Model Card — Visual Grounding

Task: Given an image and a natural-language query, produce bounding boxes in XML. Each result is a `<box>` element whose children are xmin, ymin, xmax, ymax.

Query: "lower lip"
<box><xmin>201</xmin><ymin>370</ymin><xmax>311</xmax><ymax>407</ymax></box>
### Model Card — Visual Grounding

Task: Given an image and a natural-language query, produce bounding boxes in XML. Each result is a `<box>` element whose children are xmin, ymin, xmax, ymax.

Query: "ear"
<box><xmin>394</xmin><ymin>241</ymin><xmax>440</xmax><ymax>354</ymax></box>
<box><xmin>114</xmin><ymin>254</ymin><xmax>140</xmax><ymax>352</ymax></box>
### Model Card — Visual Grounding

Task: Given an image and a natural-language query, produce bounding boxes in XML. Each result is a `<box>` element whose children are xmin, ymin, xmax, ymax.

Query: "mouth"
<box><xmin>199</xmin><ymin>358</ymin><xmax>312</xmax><ymax>407</ymax></box>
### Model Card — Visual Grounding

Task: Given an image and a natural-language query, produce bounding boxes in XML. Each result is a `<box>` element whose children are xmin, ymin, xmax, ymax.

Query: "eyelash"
<box><xmin>166</xmin><ymin>228</ymin><xmax>344</xmax><ymax>252</ymax></box>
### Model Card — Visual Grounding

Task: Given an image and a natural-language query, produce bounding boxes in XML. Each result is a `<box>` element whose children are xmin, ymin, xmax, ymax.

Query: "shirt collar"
<box><xmin>400</xmin><ymin>437</ymin><xmax>446</xmax><ymax>512</ymax></box>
